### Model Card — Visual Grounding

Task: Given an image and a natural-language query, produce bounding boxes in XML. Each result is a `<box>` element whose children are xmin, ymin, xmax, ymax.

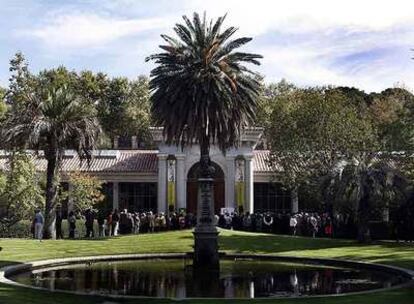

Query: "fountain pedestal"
<box><xmin>193</xmin><ymin>177</ymin><xmax>219</xmax><ymax>270</ymax></box>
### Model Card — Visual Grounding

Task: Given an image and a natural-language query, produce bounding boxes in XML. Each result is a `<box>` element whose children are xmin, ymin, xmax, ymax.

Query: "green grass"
<box><xmin>0</xmin><ymin>229</ymin><xmax>413</xmax><ymax>304</ymax></box>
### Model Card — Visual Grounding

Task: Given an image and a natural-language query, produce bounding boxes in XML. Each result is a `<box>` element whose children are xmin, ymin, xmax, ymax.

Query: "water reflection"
<box><xmin>11</xmin><ymin>260</ymin><xmax>406</xmax><ymax>298</ymax></box>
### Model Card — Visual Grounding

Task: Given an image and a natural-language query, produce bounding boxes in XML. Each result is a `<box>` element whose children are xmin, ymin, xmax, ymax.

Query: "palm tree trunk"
<box><xmin>43</xmin><ymin>142</ymin><xmax>58</xmax><ymax>239</ymax></box>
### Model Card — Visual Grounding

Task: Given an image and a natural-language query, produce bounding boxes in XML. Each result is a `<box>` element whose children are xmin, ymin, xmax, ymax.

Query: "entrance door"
<box><xmin>186</xmin><ymin>162</ymin><xmax>225</xmax><ymax>215</ymax></box>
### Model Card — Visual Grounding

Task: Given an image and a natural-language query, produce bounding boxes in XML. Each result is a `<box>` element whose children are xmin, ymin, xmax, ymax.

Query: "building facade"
<box><xmin>0</xmin><ymin>128</ymin><xmax>299</xmax><ymax>215</ymax></box>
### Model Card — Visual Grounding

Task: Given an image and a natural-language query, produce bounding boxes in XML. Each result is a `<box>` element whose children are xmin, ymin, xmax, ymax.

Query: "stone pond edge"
<box><xmin>0</xmin><ymin>252</ymin><xmax>413</xmax><ymax>300</ymax></box>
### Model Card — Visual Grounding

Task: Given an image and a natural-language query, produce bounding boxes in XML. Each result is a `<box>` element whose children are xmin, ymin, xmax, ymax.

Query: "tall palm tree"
<box><xmin>146</xmin><ymin>12</ymin><xmax>262</xmax><ymax>176</ymax></box>
<box><xmin>3</xmin><ymin>83</ymin><xmax>100</xmax><ymax>238</ymax></box>
<box><xmin>321</xmin><ymin>154</ymin><xmax>407</xmax><ymax>242</ymax></box>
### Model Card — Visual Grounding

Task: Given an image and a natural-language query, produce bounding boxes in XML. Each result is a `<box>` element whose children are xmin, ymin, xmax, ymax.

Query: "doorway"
<box><xmin>186</xmin><ymin>162</ymin><xmax>225</xmax><ymax>215</ymax></box>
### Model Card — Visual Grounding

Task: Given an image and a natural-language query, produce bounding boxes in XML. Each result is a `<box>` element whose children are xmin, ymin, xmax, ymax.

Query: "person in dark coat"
<box><xmin>97</xmin><ymin>210</ymin><xmax>106</xmax><ymax>237</ymax></box>
<box><xmin>68</xmin><ymin>211</ymin><xmax>76</xmax><ymax>239</ymax></box>
<box><xmin>55</xmin><ymin>207</ymin><xmax>64</xmax><ymax>239</ymax></box>
<box><xmin>84</xmin><ymin>208</ymin><xmax>95</xmax><ymax>238</ymax></box>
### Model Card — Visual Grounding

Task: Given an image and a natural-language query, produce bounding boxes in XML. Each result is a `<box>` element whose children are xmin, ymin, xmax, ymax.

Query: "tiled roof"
<box><xmin>253</xmin><ymin>150</ymin><xmax>274</xmax><ymax>173</ymax></box>
<box><xmin>0</xmin><ymin>150</ymin><xmax>275</xmax><ymax>174</ymax></box>
<box><xmin>0</xmin><ymin>150</ymin><xmax>158</xmax><ymax>173</ymax></box>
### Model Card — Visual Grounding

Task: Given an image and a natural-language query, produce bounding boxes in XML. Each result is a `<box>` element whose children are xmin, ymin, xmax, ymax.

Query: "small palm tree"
<box><xmin>146</xmin><ymin>12</ymin><xmax>262</xmax><ymax>175</ymax></box>
<box><xmin>321</xmin><ymin>154</ymin><xmax>407</xmax><ymax>242</ymax></box>
<box><xmin>3</xmin><ymin>83</ymin><xmax>100</xmax><ymax>238</ymax></box>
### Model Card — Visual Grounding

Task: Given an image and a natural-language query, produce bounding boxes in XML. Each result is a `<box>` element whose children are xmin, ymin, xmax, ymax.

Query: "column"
<box><xmin>291</xmin><ymin>187</ymin><xmax>299</xmax><ymax>213</ymax></box>
<box><xmin>157</xmin><ymin>154</ymin><xmax>168</xmax><ymax>213</ymax></box>
<box><xmin>176</xmin><ymin>154</ymin><xmax>186</xmax><ymax>210</ymax></box>
<box><xmin>245</xmin><ymin>155</ymin><xmax>254</xmax><ymax>214</ymax></box>
<box><xmin>225</xmin><ymin>155</ymin><xmax>236</xmax><ymax>209</ymax></box>
<box><xmin>113</xmin><ymin>182</ymin><xmax>119</xmax><ymax>210</ymax></box>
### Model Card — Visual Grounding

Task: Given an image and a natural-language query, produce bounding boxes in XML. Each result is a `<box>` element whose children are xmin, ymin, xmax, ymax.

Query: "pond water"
<box><xmin>10</xmin><ymin>259</ymin><xmax>408</xmax><ymax>298</ymax></box>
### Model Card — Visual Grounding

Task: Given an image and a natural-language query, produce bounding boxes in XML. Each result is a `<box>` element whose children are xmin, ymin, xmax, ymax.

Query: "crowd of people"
<box><xmin>217</xmin><ymin>211</ymin><xmax>334</xmax><ymax>238</ymax></box>
<box><xmin>48</xmin><ymin>207</ymin><xmax>336</xmax><ymax>240</ymax></box>
<box><xmin>32</xmin><ymin>207</ymin><xmax>412</xmax><ymax>242</ymax></box>
<box><xmin>55</xmin><ymin>208</ymin><xmax>198</xmax><ymax>239</ymax></box>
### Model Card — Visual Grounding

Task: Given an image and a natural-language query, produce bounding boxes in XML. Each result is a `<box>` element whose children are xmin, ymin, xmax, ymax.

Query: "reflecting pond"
<box><xmin>10</xmin><ymin>259</ymin><xmax>408</xmax><ymax>298</ymax></box>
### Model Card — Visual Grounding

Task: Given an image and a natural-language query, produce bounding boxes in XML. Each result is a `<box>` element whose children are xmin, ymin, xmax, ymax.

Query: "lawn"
<box><xmin>0</xmin><ymin>229</ymin><xmax>413</xmax><ymax>304</ymax></box>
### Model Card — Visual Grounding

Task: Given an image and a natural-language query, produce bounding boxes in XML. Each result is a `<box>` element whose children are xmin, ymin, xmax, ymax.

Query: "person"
<box><xmin>324</xmin><ymin>217</ymin><xmax>333</xmax><ymax>238</ymax></box>
<box><xmin>112</xmin><ymin>209</ymin><xmax>120</xmax><ymax>236</ymax></box>
<box><xmin>140</xmin><ymin>212</ymin><xmax>149</xmax><ymax>233</ymax></box>
<box><xmin>263</xmin><ymin>212</ymin><xmax>274</xmax><ymax>233</ymax></box>
<box><xmin>33</xmin><ymin>209</ymin><xmax>44</xmax><ymax>241</ymax></box>
<box><xmin>97</xmin><ymin>210</ymin><xmax>106</xmax><ymax>238</ymax></box>
<box><xmin>106</xmin><ymin>210</ymin><xmax>113</xmax><ymax>236</ymax></box>
<box><xmin>55</xmin><ymin>207</ymin><xmax>63</xmax><ymax>239</ymax></box>
<box><xmin>160</xmin><ymin>212</ymin><xmax>167</xmax><ymax>231</ymax></box>
<box><xmin>309</xmin><ymin>214</ymin><xmax>318</xmax><ymax>238</ymax></box>
<box><xmin>224</xmin><ymin>213</ymin><xmax>232</xmax><ymax>229</ymax></box>
<box><xmin>179</xmin><ymin>212</ymin><xmax>186</xmax><ymax>229</ymax></box>
<box><xmin>84</xmin><ymin>207</ymin><xmax>95</xmax><ymax>238</ymax></box>
<box><xmin>289</xmin><ymin>215</ymin><xmax>298</xmax><ymax>236</ymax></box>
<box><xmin>243</xmin><ymin>212</ymin><xmax>252</xmax><ymax>231</ymax></box>
<box><xmin>148</xmin><ymin>211</ymin><xmax>155</xmax><ymax>233</ymax></box>
<box><xmin>133</xmin><ymin>212</ymin><xmax>140</xmax><ymax>234</ymax></box>
<box><xmin>119</xmin><ymin>209</ymin><xmax>128</xmax><ymax>234</ymax></box>
<box><xmin>68</xmin><ymin>211</ymin><xmax>77</xmax><ymax>239</ymax></box>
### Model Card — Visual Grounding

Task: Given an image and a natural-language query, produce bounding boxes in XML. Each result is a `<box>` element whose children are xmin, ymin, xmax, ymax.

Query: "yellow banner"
<box><xmin>168</xmin><ymin>181</ymin><xmax>175</xmax><ymax>206</ymax></box>
<box><xmin>236</xmin><ymin>181</ymin><xmax>245</xmax><ymax>209</ymax></box>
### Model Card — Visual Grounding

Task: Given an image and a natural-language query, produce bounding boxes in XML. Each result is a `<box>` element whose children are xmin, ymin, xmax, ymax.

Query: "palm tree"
<box><xmin>147</xmin><ymin>12</ymin><xmax>261</xmax><ymax>268</ymax></box>
<box><xmin>146</xmin><ymin>12</ymin><xmax>262</xmax><ymax>175</ymax></box>
<box><xmin>321</xmin><ymin>154</ymin><xmax>407</xmax><ymax>242</ymax></box>
<box><xmin>3</xmin><ymin>83</ymin><xmax>100</xmax><ymax>239</ymax></box>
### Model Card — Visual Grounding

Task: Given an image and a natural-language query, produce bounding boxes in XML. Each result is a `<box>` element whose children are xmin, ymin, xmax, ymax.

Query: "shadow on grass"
<box><xmin>216</xmin><ymin>232</ymin><xmax>354</xmax><ymax>254</ymax></box>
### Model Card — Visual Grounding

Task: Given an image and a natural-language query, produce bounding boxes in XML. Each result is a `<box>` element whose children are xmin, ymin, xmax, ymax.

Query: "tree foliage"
<box><xmin>2</xmin><ymin>64</ymin><xmax>101</xmax><ymax>238</ymax></box>
<box><xmin>146</xmin><ymin>12</ymin><xmax>262</xmax><ymax>156</ymax></box>
<box><xmin>61</xmin><ymin>172</ymin><xmax>104</xmax><ymax>214</ymax></box>
<box><xmin>0</xmin><ymin>152</ymin><xmax>44</xmax><ymax>234</ymax></box>
<box><xmin>321</xmin><ymin>154</ymin><xmax>407</xmax><ymax>242</ymax></box>
<box><xmin>0</xmin><ymin>86</ymin><xmax>7</xmax><ymax>122</ymax></box>
<box><xmin>368</xmin><ymin>87</ymin><xmax>414</xmax><ymax>151</ymax></box>
<box><xmin>267</xmin><ymin>87</ymin><xmax>377</xmax><ymax>187</ymax></box>
<box><xmin>97</xmin><ymin>76</ymin><xmax>152</xmax><ymax>146</ymax></box>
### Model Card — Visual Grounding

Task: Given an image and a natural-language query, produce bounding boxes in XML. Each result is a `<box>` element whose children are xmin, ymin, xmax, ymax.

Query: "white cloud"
<box><xmin>7</xmin><ymin>0</ymin><xmax>414</xmax><ymax>92</ymax></box>
<box><xmin>19</xmin><ymin>12</ymin><xmax>168</xmax><ymax>49</ymax></box>
<box><xmin>184</xmin><ymin>0</ymin><xmax>414</xmax><ymax>35</ymax></box>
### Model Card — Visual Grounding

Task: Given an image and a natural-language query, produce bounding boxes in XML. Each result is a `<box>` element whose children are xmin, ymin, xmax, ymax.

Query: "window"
<box><xmin>254</xmin><ymin>183</ymin><xmax>291</xmax><ymax>213</ymax></box>
<box><xmin>119</xmin><ymin>183</ymin><xmax>157</xmax><ymax>212</ymax></box>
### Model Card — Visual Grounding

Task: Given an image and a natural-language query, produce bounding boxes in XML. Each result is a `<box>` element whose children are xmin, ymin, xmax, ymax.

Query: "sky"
<box><xmin>1</xmin><ymin>0</ymin><xmax>414</xmax><ymax>92</ymax></box>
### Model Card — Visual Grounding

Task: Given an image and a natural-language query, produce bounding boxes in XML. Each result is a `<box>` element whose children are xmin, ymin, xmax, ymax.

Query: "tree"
<box><xmin>146</xmin><ymin>12</ymin><xmax>262</xmax><ymax>268</ymax></box>
<box><xmin>368</xmin><ymin>87</ymin><xmax>414</xmax><ymax>151</ymax></box>
<box><xmin>3</xmin><ymin>68</ymin><xmax>101</xmax><ymax>238</ymax></box>
<box><xmin>268</xmin><ymin>87</ymin><xmax>377</xmax><ymax>188</ymax></box>
<box><xmin>0</xmin><ymin>152</ymin><xmax>44</xmax><ymax>235</ymax></box>
<box><xmin>5</xmin><ymin>52</ymin><xmax>37</xmax><ymax>113</ymax></box>
<box><xmin>0</xmin><ymin>86</ymin><xmax>7</xmax><ymax>122</ymax></box>
<box><xmin>96</xmin><ymin>76</ymin><xmax>152</xmax><ymax>147</ymax></box>
<box><xmin>321</xmin><ymin>154</ymin><xmax>407</xmax><ymax>242</ymax></box>
<box><xmin>146</xmin><ymin>12</ymin><xmax>262</xmax><ymax>168</ymax></box>
<box><xmin>61</xmin><ymin>172</ymin><xmax>104</xmax><ymax>214</ymax></box>
<box><xmin>255</xmin><ymin>79</ymin><xmax>296</xmax><ymax>148</ymax></box>
<box><xmin>123</xmin><ymin>76</ymin><xmax>152</xmax><ymax>146</ymax></box>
